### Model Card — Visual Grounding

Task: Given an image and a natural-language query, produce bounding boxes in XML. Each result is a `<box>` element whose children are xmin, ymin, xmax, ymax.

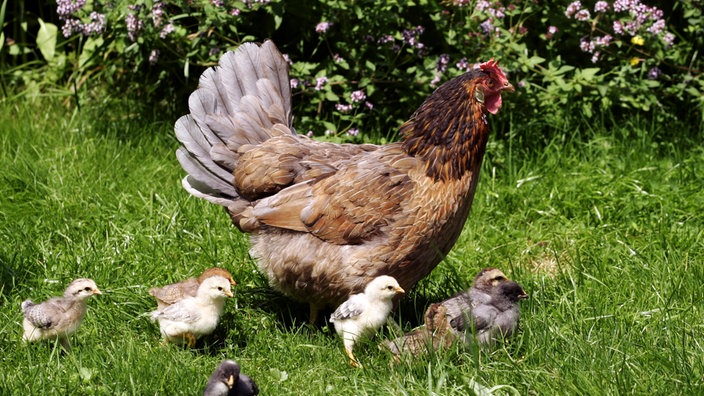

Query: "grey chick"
<box><xmin>21</xmin><ymin>278</ymin><xmax>102</xmax><ymax>350</ymax></box>
<box><xmin>449</xmin><ymin>278</ymin><xmax>528</xmax><ymax>345</ymax></box>
<box><xmin>203</xmin><ymin>359</ymin><xmax>259</xmax><ymax>396</ymax></box>
<box><xmin>384</xmin><ymin>268</ymin><xmax>527</xmax><ymax>356</ymax></box>
<box><xmin>149</xmin><ymin>267</ymin><xmax>236</xmax><ymax>310</ymax></box>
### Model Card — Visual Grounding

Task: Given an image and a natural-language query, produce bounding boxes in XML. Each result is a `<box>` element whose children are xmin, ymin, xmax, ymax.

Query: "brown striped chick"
<box><xmin>150</xmin><ymin>275</ymin><xmax>233</xmax><ymax>347</ymax></box>
<box><xmin>21</xmin><ymin>278</ymin><xmax>102</xmax><ymax>350</ymax></box>
<box><xmin>149</xmin><ymin>267</ymin><xmax>236</xmax><ymax>310</ymax></box>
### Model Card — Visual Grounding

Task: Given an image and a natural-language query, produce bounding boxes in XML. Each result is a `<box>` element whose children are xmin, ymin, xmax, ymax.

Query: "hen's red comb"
<box><xmin>478</xmin><ymin>58</ymin><xmax>509</xmax><ymax>83</ymax></box>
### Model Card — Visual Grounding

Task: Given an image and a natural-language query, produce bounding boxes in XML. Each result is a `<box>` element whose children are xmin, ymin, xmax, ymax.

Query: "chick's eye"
<box><xmin>84</xmin><ymin>287</ymin><xmax>92</xmax><ymax>291</ymax></box>
<box><xmin>217</xmin><ymin>287</ymin><xmax>223</xmax><ymax>291</ymax></box>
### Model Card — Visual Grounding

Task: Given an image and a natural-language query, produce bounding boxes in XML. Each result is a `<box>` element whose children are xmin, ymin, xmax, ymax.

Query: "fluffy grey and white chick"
<box><xmin>150</xmin><ymin>275</ymin><xmax>233</xmax><ymax>347</ymax></box>
<box><xmin>329</xmin><ymin>275</ymin><xmax>405</xmax><ymax>367</ymax></box>
<box><xmin>149</xmin><ymin>267</ymin><xmax>236</xmax><ymax>310</ymax></box>
<box><xmin>384</xmin><ymin>268</ymin><xmax>527</xmax><ymax>356</ymax></box>
<box><xmin>21</xmin><ymin>278</ymin><xmax>102</xmax><ymax>350</ymax></box>
<box><xmin>203</xmin><ymin>359</ymin><xmax>259</xmax><ymax>396</ymax></box>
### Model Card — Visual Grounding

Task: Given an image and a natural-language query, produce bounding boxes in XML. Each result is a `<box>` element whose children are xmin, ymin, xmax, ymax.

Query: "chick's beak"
<box><xmin>395</xmin><ymin>286</ymin><xmax>405</xmax><ymax>295</ymax></box>
<box><xmin>93</xmin><ymin>289</ymin><xmax>103</xmax><ymax>295</ymax></box>
<box><xmin>225</xmin><ymin>290</ymin><xmax>234</xmax><ymax>298</ymax></box>
<box><xmin>226</xmin><ymin>374</ymin><xmax>235</xmax><ymax>388</ymax></box>
<box><xmin>518</xmin><ymin>289</ymin><xmax>529</xmax><ymax>299</ymax></box>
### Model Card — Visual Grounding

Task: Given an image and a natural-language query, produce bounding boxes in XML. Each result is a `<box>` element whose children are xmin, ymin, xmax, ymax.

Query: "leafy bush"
<box><xmin>1</xmin><ymin>0</ymin><xmax>702</xmax><ymax>138</ymax></box>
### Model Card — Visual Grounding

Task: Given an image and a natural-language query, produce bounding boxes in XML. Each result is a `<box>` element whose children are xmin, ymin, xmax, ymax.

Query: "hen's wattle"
<box><xmin>175</xmin><ymin>40</ymin><xmax>513</xmax><ymax>321</ymax></box>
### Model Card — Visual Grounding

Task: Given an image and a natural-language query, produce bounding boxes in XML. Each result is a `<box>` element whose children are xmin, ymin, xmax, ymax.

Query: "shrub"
<box><xmin>1</xmin><ymin>0</ymin><xmax>702</xmax><ymax>138</ymax></box>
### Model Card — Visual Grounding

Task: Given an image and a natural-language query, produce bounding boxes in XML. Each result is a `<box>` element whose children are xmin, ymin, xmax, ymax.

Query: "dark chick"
<box><xmin>176</xmin><ymin>40</ymin><xmax>513</xmax><ymax>323</ymax></box>
<box><xmin>204</xmin><ymin>360</ymin><xmax>259</xmax><ymax>396</ymax></box>
<box><xmin>384</xmin><ymin>268</ymin><xmax>527</xmax><ymax>357</ymax></box>
<box><xmin>449</xmin><ymin>277</ymin><xmax>528</xmax><ymax>345</ymax></box>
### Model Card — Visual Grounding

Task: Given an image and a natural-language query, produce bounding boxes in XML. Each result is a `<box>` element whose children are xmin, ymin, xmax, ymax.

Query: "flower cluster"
<box><xmin>565</xmin><ymin>0</ymin><xmax>675</xmax><ymax>64</ymax></box>
<box><xmin>56</xmin><ymin>0</ymin><xmax>106</xmax><ymax>38</ymax></box>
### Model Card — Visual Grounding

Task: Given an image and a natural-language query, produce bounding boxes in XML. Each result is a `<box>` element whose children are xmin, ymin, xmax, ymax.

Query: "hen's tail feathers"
<box><xmin>175</xmin><ymin>40</ymin><xmax>294</xmax><ymax>208</ymax></box>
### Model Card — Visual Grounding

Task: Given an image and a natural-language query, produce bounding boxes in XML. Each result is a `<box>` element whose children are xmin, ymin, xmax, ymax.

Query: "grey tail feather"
<box><xmin>174</xmin><ymin>40</ymin><xmax>295</xmax><ymax>209</ymax></box>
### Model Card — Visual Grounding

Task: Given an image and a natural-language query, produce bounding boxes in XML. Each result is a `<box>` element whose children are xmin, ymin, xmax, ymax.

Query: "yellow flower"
<box><xmin>631</xmin><ymin>35</ymin><xmax>645</xmax><ymax>46</ymax></box>
<box><xmin>630</xmin><ymin>57</ymin><xmax>641</xmax><ymax>66</ymax></box>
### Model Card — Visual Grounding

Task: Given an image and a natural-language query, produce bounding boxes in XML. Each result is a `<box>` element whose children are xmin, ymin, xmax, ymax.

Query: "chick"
<box><xmin>203</xmin><ymin>359</ymin><xmax>259</xmax><ymax>396</ymax></box>
<box><xmin>150</xmin><ymin>275</ymin><xmax>233</xmax><ymax>347</ymax></box>
<box><xmin>329</xmin><ymin>275</ymin><xmax>405</xmax><ymax>367</ymax></box>
<box><xmin>382</xmin><ymin>303</ymin><xmax>457</xmax><ymax>357</ymax></box>
<box><xmin>21</xmin><ymin>278</ymin><xmax>102</xmax><ymax>350</ymax></box>
<box><xmin>384</xmin><ymin>268</ymin><xmax>527</xmax><ymax>357</ymax></box>
<box><xmin>450</xmin><ymin>278</ymin><xmax>528</xmax><ymax>345</ymax></box>
<box><xmin>149</xmin><ymin>267</ymin><xmax>236</xmax><ymax>310</ymax></box>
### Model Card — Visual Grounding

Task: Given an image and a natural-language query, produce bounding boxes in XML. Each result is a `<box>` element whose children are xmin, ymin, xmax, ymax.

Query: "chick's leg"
<box><xmin>184</xmin><ymin>332</ymin><xmax>197</xmax><ymax>348</ymax></box>
<box><xmin>343</xmin><ymin>338</ymin><xmax>362</xmax><ymax>368</ymax></box>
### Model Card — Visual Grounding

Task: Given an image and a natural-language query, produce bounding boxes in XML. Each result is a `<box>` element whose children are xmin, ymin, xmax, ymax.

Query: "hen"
<box><xmin>175</xmin><ymin>40</ymin><xmax>513</xmax><ymax>321</ymax></box>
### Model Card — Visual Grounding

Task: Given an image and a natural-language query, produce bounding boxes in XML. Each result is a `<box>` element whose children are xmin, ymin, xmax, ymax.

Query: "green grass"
<box><xmin>1</xmin><ymin>96</ymin><xmax>702</xmax><ymax>395</ymax></box>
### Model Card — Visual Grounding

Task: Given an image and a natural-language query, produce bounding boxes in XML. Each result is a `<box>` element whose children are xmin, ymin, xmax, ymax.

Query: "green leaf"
<box><xmin>36</xmin><ymin>18</ymin><xmax>58</xmax><ymax>61</ymax></box>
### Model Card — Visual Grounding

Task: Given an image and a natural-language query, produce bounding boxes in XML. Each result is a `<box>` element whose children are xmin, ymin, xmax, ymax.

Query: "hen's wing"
<box><xmin>330</xmin><ymin>294</ymin><xmax>368</xmax><ymax>322</ymax></box>
<box><xmin>23</xmin><ymin>299</ymin><xmax>67</xmax><ymax>329</ymax></box>
<box><xmin>247</xmin><ymin>145</ymin><xmax>417</xmax><ymax>244</ymax></box>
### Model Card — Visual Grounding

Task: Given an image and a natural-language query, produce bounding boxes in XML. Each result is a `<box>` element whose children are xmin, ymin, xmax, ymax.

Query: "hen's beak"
<box><xmin>502</xmin><ymin>81</ymin><xmax>515</xmax><ymax>93</ymax></box>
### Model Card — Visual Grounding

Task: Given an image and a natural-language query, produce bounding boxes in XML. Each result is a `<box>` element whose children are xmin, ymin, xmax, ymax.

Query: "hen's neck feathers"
<box><xmin>401</xmin><ymin>71</ymin><xmax>489</xmax><ymax>182</ymax></box>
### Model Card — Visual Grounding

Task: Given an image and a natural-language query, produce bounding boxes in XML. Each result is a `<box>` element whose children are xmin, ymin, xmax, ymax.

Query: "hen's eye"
<box><xmin>486</xmin><ymin>80</ymin><xmax>496</xmax><ymax>88</ymax></box>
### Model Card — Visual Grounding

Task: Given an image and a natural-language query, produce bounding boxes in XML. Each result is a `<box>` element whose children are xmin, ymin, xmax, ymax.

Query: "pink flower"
<box><xmin>350</xmin><ymin>90</ymin><xmax>366</xmax><ymax>103</ymax></box>
<box><xmin>594</xmin><ymin>1</ymin><xmax>609</xmax><ymax>13</ymax></box>
<box><xmin>315</xmin><ymin>22</ymin><xmax>333</xmax><ymax>34</ymax></box>
<box><xmin>335</xmin><ymin>103</ymin><xmax>353</xmax><ymax>113</ymax></box>
<box><xmin>315</xmin><ymin>76</ymin><xmax>328</xmax><ymax>91</ymax></box>
<box><xmin>290</xmin><ymin>78</ymin><xmax>299</xmax><ymax>89</ymax></box>
<box><xmin>565</xmin><ymin>1</ymin><xmax>582</xmax><ymax>18</ymax></box>
<box><xmin>575</xmin><ymin>9</ymin><xmax>590</xmax><ymax>21</ymax></box>
<box><xmin>613</xmin><ymin>20</ymin><xmax>624</xmax><ymax>35</ymax></box>
<box><xmin>648</xmin><ymin>19</ymin><xmax>665</xmax><ymax>35</ymax></box>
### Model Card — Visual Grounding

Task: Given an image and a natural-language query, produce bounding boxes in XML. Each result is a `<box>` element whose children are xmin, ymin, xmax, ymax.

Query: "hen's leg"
<box><xmin>309</xmin><ymin>303</ymin><xmax>321</xmax><ymax>325</ymax></box>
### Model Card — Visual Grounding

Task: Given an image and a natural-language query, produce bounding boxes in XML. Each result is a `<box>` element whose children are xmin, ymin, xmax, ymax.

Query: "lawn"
<box><xmin>0</xmin><ymin>96</ymin><xmax>702</xmax><ymax>395</ymax></box>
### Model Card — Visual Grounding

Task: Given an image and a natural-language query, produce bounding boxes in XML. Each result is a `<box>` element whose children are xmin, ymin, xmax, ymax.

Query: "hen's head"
<box><xmin>475</xmin><ymin>59</ymin><xmax>514</xmax><ymax>114</ymax></box>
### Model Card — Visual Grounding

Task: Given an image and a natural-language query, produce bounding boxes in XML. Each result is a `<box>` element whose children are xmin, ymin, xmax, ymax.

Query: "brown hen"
<box><xmin>175</xmin><ymin>40</ymin><xmax>513</xmax><ymax>322</ymax></box>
